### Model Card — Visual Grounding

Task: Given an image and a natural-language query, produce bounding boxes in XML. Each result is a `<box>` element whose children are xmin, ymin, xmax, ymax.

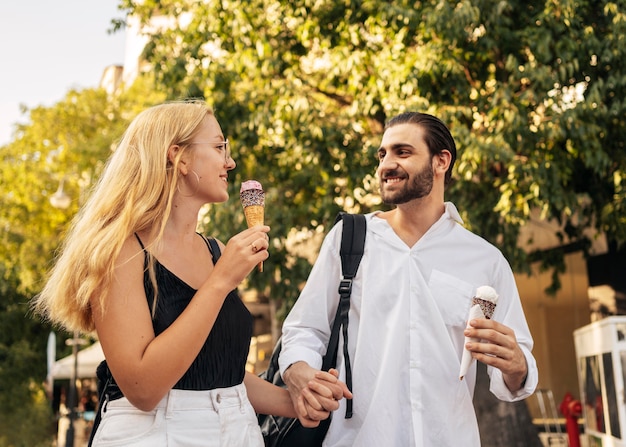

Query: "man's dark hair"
<box><xmin>385</xmin><ymin>112</ymin><xmax>457</xmax><ymax>185</ymax></box>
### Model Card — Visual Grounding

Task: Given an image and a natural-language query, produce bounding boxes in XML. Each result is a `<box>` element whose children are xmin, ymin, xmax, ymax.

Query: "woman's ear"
<box><xmin>167</xmin><ymin>144</ymin><xmax>189</xmax><ymax>175</ymax></box>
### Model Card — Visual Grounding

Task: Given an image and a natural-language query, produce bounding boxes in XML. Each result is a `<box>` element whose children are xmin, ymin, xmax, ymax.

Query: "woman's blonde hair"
<box><xmin>33</xmin><ymin>100</ymin><xmax>214</xmax><ymax>333</ymax></box>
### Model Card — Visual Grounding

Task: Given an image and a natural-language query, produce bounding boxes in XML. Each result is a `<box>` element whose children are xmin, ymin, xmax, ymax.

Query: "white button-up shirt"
<box><xmin>279</xmin><ymin>203</ymin><xmax>538</xmax><ymax>447</ymax></box>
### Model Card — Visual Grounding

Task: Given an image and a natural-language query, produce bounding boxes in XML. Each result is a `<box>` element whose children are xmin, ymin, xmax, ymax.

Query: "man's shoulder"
<box><xmin>452</xmin><ymin>221</ymin><xmax>504</xmax><ymax>256</ymax></box>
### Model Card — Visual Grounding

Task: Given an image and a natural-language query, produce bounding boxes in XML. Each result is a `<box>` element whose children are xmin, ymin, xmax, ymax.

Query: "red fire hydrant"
<box><xmin>560</xmin><ymin>392</ymin><xmax>582</xmax><ymax>447</ymax></box>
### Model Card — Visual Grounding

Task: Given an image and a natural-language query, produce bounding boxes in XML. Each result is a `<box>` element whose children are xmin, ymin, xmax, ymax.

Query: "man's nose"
<box><xmin>378</xmin><ymin>153</ymin><xmax>397</xmax><ymax>168</ymax></box>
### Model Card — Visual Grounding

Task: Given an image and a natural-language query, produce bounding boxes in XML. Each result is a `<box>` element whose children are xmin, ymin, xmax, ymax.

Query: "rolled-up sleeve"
<box><xmin>489</xmin><ymin>346</ymin><xmax>539</xmax><ymax>401</ymax></box>
<box><xmin>487</xmin><ymin>255</ymin><xmax>539</xmax><ymax>401</ymax></box>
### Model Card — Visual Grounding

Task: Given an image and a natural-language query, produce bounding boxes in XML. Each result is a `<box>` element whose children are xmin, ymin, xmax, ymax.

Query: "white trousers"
<box><xmin>91</xmin><ymin>383</ymin><xmax>264</xmax><ymax>446</ymax></box>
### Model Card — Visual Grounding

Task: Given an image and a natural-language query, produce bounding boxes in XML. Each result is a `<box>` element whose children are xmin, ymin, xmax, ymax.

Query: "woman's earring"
<box><xmin>177</xmin><ymin>170</ymin><xmax>200</xmax><ymax>197</ymax></box>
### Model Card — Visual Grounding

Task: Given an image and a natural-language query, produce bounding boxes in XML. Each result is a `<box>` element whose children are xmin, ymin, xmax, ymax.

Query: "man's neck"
<box><xmin>378</xmin><ymin>198</ymin><xmax>446</xmax><ymax>247</ymax></box>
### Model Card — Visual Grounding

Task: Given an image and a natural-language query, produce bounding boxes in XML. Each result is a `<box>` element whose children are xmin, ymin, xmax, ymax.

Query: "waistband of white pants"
<box><xmin>105</xmin><ymin>383</ymin><xmax>249</xmax><ymax>415</ymax></box>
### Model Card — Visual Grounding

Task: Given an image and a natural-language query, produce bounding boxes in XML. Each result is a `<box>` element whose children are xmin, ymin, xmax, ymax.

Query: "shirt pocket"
<box><xmin>428</xmin><ymin>269</ymin><xmax>474</xmax><ymax>328</ymax></box>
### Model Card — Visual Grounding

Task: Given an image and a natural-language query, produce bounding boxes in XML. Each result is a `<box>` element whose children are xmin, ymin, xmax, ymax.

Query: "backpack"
<box><xmin>257</xmin><ymin>213</ymin><xmax>367</xmax><ymax>447</ymax></box>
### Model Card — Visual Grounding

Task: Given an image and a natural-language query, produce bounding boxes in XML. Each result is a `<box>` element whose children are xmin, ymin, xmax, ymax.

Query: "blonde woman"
<box><xmin>33</xmin><ymin>101</ymin><xmax>348</xmax><ymax>446</ymax></box>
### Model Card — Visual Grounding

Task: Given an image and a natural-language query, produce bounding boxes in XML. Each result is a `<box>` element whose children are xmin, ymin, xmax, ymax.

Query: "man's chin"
<box><xmin>381</xmin><ymin>193</ymin><xmax>407</xmax><ymax>206</ymax></box>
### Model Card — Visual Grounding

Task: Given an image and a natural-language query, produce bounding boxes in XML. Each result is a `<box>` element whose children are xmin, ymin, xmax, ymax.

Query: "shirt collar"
<box><xmin>443</xmin><ymin>202</ymin><xmax>464</xmax><ymax>225</ymax></box>
<box><xmin>368</xmin><ymin>201</ymin><xmax>465</xmax><ymax>245</ymax></box>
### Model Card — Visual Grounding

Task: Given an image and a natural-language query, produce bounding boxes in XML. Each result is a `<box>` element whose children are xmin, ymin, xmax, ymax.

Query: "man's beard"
<box><xmin>380</xmin><ymin>163</ymin><xmax>434</xmax><ymax>205</ymax></box>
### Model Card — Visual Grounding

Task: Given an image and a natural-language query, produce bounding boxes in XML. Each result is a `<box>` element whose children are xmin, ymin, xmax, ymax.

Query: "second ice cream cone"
<box><xmin>459</xmin><ymin>304</ymin><xmax>486</xmax><ymax>380</ymax></box>
<box><xmin>459</xmin><ymin>286</ymin><xmax>499</xmax><ymax>380</ymax></box>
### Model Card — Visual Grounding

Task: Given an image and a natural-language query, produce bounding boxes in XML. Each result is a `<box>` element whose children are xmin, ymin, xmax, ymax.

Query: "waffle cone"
<box><xmin>244</xmin><ymin>205</ymin><xmax>264</xmax><ymax>227</ymax></box>
<box><xmin>244</xmin><ymin>205</ymin><xmax>265</xmax><ymax>272</ymax></box>
<box><xmin>471</xmin><ymin>297</ymin><xmax>496</xmax><ymax>319</ymax></box>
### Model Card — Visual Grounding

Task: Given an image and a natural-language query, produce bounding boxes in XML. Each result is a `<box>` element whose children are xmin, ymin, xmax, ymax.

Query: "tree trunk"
<box><xmin>474</xmin><ymin>362</ymin><xmax>543</xmax><ymax>447</ymax></box>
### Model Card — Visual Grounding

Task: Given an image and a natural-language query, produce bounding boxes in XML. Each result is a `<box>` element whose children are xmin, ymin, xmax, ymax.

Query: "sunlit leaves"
<box><xmin>0</xmin><ymin>83</ymin><xmax>165</xmax><ymax>295</ymax></box>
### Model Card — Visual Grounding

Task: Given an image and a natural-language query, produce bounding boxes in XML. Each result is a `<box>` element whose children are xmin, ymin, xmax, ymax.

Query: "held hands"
<box><xmin>464</xmin><ymin>318</ymin><xmax>528</xmax><ymax>392</ymax></box>
<box><xmin>283</xmin><ymin>362</ymin><xmax>352</xmax><ymax>428</ymax></box>
<box><xmin>211</xmin><ymin>225</ymin><xmax>270</xmax><ymax>291</ymax></box>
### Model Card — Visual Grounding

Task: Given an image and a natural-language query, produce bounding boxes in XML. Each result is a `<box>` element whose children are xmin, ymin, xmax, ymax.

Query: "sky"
<box><xmin>0</xmin><ymin>0</ymin><xmax>127</xmax><ymax>146</ymax></box>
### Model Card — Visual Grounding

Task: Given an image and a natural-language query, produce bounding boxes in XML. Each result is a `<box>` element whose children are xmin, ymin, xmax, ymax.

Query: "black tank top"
<box><xmin>140</xmin><ymin>234</ymin><xmax>254</xmax><ymax>389</ymax></box>
<box><xmin>97</xmin><ymin>234</ymin><xmax>253</xmax><ymax>391</ymax></box>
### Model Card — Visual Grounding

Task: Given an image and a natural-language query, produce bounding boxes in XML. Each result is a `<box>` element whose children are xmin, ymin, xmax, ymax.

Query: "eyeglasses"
<box><xmin>189</xmin><ymin>139</ymin><xmax>232</xmax><ymax>163</ymax></box>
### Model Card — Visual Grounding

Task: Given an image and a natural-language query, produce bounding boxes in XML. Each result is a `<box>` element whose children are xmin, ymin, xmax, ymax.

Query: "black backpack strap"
<box><xmin>337</xmin><ymin>213</ymin><xmax>367</xmax><ymax>280</ymax></box>
<box><xmin>323</xmin><ymin>212</ymin><xmax>366</xmax><ymax>419</ymax></box>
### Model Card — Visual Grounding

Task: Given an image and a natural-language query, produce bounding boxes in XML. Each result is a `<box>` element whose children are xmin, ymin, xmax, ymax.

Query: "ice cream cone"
<box><xmin>459</xmin><ymin>286</ymin><xmax>499</xmax><ymax>380</ymax></box>
<box><xmin>240</xmin><ymin>180</ymin><xmax>265</xmax><ymax>272</ymax></box>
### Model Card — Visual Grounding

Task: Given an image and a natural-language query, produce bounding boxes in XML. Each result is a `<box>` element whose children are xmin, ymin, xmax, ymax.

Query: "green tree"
<box><xmin>118</xmin><ymin>0</ymin><xmax>625</xmax><ymax>307</ymax></box>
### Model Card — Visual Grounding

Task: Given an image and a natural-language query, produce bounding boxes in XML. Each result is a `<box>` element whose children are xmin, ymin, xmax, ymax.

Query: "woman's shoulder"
<box><xmin>116</xmin><ymin>233</ymin><xmax>146</xmax><ymax>267</ymax></box>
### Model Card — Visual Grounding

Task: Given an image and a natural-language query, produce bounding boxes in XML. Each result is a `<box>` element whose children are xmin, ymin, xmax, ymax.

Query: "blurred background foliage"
<box><xmin>1</xmin><ymin>0</ymin><xmax>625</xmax><ymax>444</ymax></box>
